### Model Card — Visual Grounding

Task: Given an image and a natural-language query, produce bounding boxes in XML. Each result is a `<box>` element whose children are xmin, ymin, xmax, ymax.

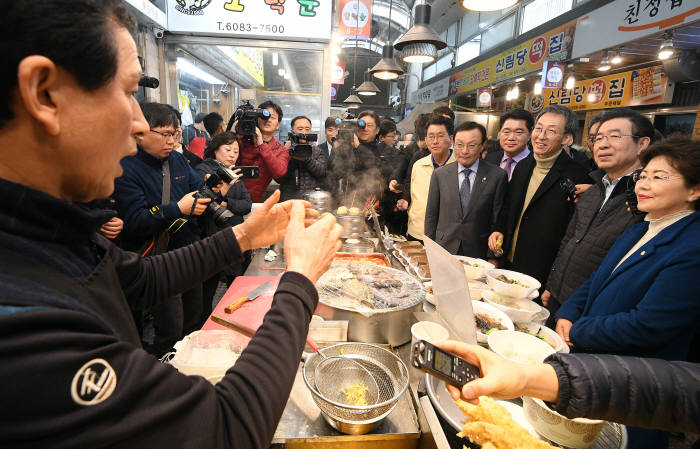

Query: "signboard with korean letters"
<box><xmin>531</xmin><ymin>65</ymin><xmax>674</xmax><ymax>112</ymax></box>
<box><xmin>449</xmin><ymin>21</ymin><xmax>576</xmax><ymax>96</ymax></box>
<box><xmin>572</xmin><ymin>0</ymin><xmax>700</xmax><ymax>59</ymax></box>
<box><xmin>409</xmin><ymin>78</ymin><xmax>450</xmax><ymax>105</ymax></box>
<box><xmin>167</xmin><ymin>0</ymin><xmax>332</xmax><ymax>42</ymax></box>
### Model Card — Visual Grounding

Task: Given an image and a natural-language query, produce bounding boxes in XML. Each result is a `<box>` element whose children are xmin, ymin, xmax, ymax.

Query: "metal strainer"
<box><xmin>302</xmin><ymin>342</ymin><xmax>409</xmax><ymax>434</ymax></box>
<box><xmin>313</xmin><ymin>356</ymin><xmax>379</xmax><ymax>406</ymax></box>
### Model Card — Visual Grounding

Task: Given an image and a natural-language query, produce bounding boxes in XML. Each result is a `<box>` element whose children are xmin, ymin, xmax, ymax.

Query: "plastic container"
<box><xmin>169</xmin><ymin>330</ymin><xmax>248</xmax><ymax>382</ymax></box>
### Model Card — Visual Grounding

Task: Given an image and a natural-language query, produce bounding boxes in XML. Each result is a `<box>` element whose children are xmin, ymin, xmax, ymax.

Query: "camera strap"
<box><xmin>152</xmin><ymin>160</ymin><xmax>171</xmax><ymax>254</ymax></box>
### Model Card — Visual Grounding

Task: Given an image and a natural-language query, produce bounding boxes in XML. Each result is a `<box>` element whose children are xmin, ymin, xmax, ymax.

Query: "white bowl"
<box><xmin>455</xmin><ymin>256</ymin><xmax>495</xmax><ymax>280</ymax></box>
<box><xmin>523</xmin><ymin>396</ymin><xmax>604</xmax><ymax>448</ymax></box>
<box><xmin>471</xmin><ymin>300</ymin><xmax>514</xmax><ymax>344</ymax></box>
<box><xmin>482</xmin><ymin>289</ymin><xmax>541</xmax><ymax>323</ymax></box>
<box><xmin>411</xmin><ymin>321</ymin><xmax>449</xmax><ymax>345</ymax></box>
<box><xmin>467</xmin><ymin>280</ymin><xmax>489</xmax><ymax>301</ymax></box>
<box><xmin>514</xmin><ymin>324</ymin><xmax>569</xmax><ymax>353</ymax></box>
<box><xmin>487</xmin><ymin>330</ymin><xmax>556</xmax><ymax>365</ymax></box>
<box><xmin>485</xmin><ymin>269</ymin><xmax>540</xmax><ymax>299</ymax></box>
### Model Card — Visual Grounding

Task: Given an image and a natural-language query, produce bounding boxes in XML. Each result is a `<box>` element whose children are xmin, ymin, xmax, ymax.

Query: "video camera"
<box><xmin>287</xmin><ymin>131</ymin><xmax>317</xmax><ymax>159</ymax></box>
<box><xmin>193</xmin><ymin>161</ymin><xmax>238</xmax><ymax>226</ymax></box>
<box><xmin>226</xmin><ymin>100</ymin><xmax>270</xmax><ymax>138</ymax></box>
<box><xmin>332</xmin><ymin>116</ymin><xmax>366</xmax><ymax>144</ymax></box>
<box><xmin>625</xmin><ymin>168</ymin><xmax>644</xmax><ymax>215</ymax></box>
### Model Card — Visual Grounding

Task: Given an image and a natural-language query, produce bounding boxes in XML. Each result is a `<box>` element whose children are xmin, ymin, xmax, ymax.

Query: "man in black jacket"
<box><xmin>542</xmin><ymin>109</ymin><xmax>654</xmax><ymax>319</ymax></box>
<box><xmin>0</xmin><ymin>3</ymin><xmax>343</xmax><ymax>448</ymax></box>
<box><xmin>489</xmin><ymin>105</ymin><xmax>591</xmax><ymax>289</ymax></box>
<box><xmin>278</xmin><ymin>115</ymin><xmax>327</xmax><ymax>200</ymax></box>
<box><xmin>484</xmin><ymin>108</ymin><xmax>533</xmax><ymax>180</ymax></box>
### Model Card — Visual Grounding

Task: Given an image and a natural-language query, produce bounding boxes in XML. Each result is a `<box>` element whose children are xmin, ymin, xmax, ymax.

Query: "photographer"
<box><xmin>195</xmin><ymin>132</ymin><xmax>252</xmax><ymax>319</ymax></box>
<box><xmin>278</xmin><ymin>116</ymin><xmax>327</xmax><ymax>201</ymax></box>
<box><xmin>113</xmin><ymin>102</ymin><xmax>207</xmax><ymax>356</ymax></box>
<box><xmin>235</xmin><ymin>100</ymin><xmax>290</xmax><ymax>202</ymax></box>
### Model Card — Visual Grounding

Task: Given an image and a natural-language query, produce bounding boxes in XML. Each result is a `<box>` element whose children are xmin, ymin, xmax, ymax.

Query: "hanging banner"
<box><xmin>572</xmin><ymin>1</ymin><xmax>700</xmax><ymax>59</ymax></box>
<box><xmin>331</xmin><ymin>61</ymin><xmax>346</xmax><ymax>84</ymax></box>
<box><xmin>477</xmin><ymin>88</ymin><xmax>493</xmax><ymax>108</ymax></box>
<box><xmin>449</xmin><ymin>20</ymin><xmax>576</xmax><ymax>96</ymax></box>
<box><xmin>337</xmin><ymin>0</ymin><xmax>372</xmax><ymax>40</ymax></box>
<box><xmin>541</xmin><ymin>60</ymin><xmax>565</xmax><ymax>89</ymax></box>
<box><xmin>539</xmin><ymin>65</ymin><xmax>674</xmax><ymax>112</ymax></box>
<box><xmin>167</xmin><ymin>0</ymin><xmax>332</xmax><ymax>42</ymax></box>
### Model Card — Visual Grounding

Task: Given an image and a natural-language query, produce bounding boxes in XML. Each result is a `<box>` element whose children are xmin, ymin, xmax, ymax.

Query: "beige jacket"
<box><xmin>407</xmin><ymin>152</ymin><xmax>456</xmax><ymax>238</ymax></box>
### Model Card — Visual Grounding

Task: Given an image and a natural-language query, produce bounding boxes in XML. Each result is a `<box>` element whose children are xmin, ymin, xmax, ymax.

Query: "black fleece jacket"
<box><xmin>0</xmin><ymin>177</ymin><xmax>318</xmax><ymax>449</ymax></box>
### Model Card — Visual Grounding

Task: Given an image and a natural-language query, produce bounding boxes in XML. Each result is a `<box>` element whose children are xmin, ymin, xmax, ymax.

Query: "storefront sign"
<box><xmin>541</xmin><ymin>60</ymin><xmax>565</xmax><ymax>89</ymax></box>
<box><xmin>534</xmin><ymin>65</ymin><xmax>673</xmax><ymax>112</ymax></box>
<box><xmin>572</xmin><ymin>1</ymin><xmax>700</xmax><ymax>58</ymax></box>
<box><xmin>331</xmin><ymin>62</ymin><xmax>346</xmax><ymax>84</ymax></box>
<box><xmin>477</xmin><ymin>88</ymin><xmax>492</xmax><ymax>108</ymax></box>
<box><xmin>124</xmin><ymin>0</ymin><xmax>168</xmax><ymax>28</ymax></box>
<box><xmin>167</xmin><ymin>0</ymin><xmax>332</xmax><ymax>42</ymax></box>
<box><xmin>231</xmin><ymin>47</ymin><xmax>264</xmax><ymax>85</ymax></box>
<box><xmin>331</xmin><ymin>84</ymin><xmax>338</xmax><ymax>101</ymax></box>
<box><xmin>337</xmin><ymin>0</ymin><xmax>372</xmax><ymax>40</ymax></box>
<box><xmin>409</xmin><ymin>78</ymin><xmax>449</xmax><ymax>105</ymax></box>
<box><xmin>449</xmin><ymin>21</ymin><xmax>576</xmax><ymax>96</ymax></box>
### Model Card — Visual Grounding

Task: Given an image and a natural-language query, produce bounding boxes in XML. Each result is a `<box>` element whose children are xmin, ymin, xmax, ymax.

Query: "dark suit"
<box><xmin>497</xmin><ymin>151</ymin><xmax>591</xmax><ymax>287</ymax></box>
<box><xmin>425</xmin><ymin>161</ymin><xmax>508</xmax><ymax>258</ymax></box>
<box><xmin>484</xmin><ymin>149</ymin><xmax>504</xmax><ymax>166</ymax></box>
<box><xmin>318</xmin><ymin>141</ymin><xmax>331</xmax><ymax>159</ymax></box>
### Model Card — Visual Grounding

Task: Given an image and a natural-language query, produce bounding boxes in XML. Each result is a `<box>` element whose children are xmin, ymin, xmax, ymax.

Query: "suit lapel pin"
<box><xmin>482</xmin><ymin>177</ymin><xmax>487</xmax><ymax>183</ymax></box>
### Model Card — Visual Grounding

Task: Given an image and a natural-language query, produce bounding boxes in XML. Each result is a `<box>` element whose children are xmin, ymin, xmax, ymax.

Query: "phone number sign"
<box><xmin>167</xmin><ymin>0</ymin><xmax>332</xmax><ymax>42</ymax></box>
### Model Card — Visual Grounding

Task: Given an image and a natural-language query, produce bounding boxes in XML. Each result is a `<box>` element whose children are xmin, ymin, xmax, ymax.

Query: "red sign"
<box><xmin>331</xmin><ymin>61</ymin><xmax>345</xmax><ymax>84</ymax></box>
<box><xmin>338</xmin><ymin>0</ymin><xmax>372</xmax><ymax>40</ymax></box>
<box><xmin>331</xmin><ymin>84</ymin><xmax>338</xmax><ymax>101</ymax></box>
<box><xmin>529</xmin><ymin>37</ymin><xmax>547</xmax><ymax>64</ymax></box>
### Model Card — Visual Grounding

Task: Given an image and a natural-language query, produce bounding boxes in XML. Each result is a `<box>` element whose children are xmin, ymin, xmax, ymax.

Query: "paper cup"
<box><xmin>411</xmin><ymin>321</ymin><xmax>449</xmax><ymax>346</ymax></box>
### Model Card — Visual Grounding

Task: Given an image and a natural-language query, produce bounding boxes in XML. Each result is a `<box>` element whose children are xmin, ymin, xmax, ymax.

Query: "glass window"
<box><xmin>457</xmin><ymin>35</ymin><xmax>481</xmax><ymax>66</ymax></box>
<box><xmin>423</xmin><ymin>63</ymin><xmax>437</xmax><ymax>81</ymax></box>
<box><xmin>460</xmin><ymin>13</ymin><xmax>479</xmax><ymax>43</ymax></box>
<box><xmin>446</xmin><ymin>23</ymin><xmax>458</xmax><ymax>47</ymax></box>
<box><xmin>478</xmin><ymin>5</ymin><xmax>518</xmax><ymax>30</ymax></box>
<box><xmin>480</xmin><ymin>15</ymin><xmax>515</xmax><ymax>52</ymax></box>
<box><xmin>435</xmin><ymin>53</ymin><xmax>453</xmax><ymax>74</ymax></box>
<box><xmin>520</xmin><ymin>0</ymin><xmax>574</xmax><ymax>34</ymax></box>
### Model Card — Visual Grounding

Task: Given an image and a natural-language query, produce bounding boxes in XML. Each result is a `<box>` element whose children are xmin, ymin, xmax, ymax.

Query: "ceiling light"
<box><xmin>176</xmin><ymin>57</ymin><xmax>224</xmax><ymax>85</ymax></box>
<box><xmin>343</xmin><ymin>91</ymin><xmax>363</xmax><ymax>106</ymax></box>
<box><xmin>357</xmin><ymin>70</ymin><xmax>381</xmax><ymax>96</ymax></box>
<box><xmin>394</xmin><ymin>3</ymin><xmax>446</xmax><ymax>64</ymax></box>
<box><xmin>534</xmin><ymin>81</ymin><xmax>542</xmax><ymax>95</ymax></box>
<box><xmin>611</xmin><ymin>53</ymin><xmax>622</xmax><ymax>64</ymax></box>
<box><xmin>272</xmin><ymin>52</ymin><xmax>278</xmax><ymax>66</ymax></box>
<box><xmin>461</xmin><ymin>0</ymin><xmax>520</xmax><ymax>12</ymax></box>
<box><xmin>515</xmin><ymin>77</ymin><xmax>525</xmax><ymax>82</ymax></box>
<box><xmin>566</xmin><ymin>73</ymin><xmax>575</xmax><ymax>90</ymax></box>
<box><xmin>371</xmin><ymin>45</ymin><xmax>405</xmax><ymax>80</ymax></box>
<box><xmin>284</xmin><ymin>71</ymin><xmax>290</xmax><ymax>80</ymax></box>
<box><xmin>278</xmin><ymin>68</ymin><xmax>285</xmax><ymax>77</ymax></box>
<box><xmin>658</xmin><ymin>33</ymin><xmax>674</xmax><ymax>60</ymax></box>
<box><xmin>511</xmin><ymin>85</ymin><xmax>519</xmax><ymax>99</ymax></box>
<box><xmin>598</xmin><ymin>52</ymin><xmax>611</xmax><ymax>71</ymax></box>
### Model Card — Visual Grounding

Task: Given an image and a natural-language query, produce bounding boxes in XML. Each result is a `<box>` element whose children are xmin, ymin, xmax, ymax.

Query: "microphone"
<box><xmin>138</xmin><ymin>76</ymin><xmax>160</xmax><ymax>89</ymax></box>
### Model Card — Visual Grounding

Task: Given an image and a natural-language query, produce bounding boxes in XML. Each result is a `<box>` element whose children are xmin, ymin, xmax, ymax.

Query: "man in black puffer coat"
<box><xmin>543</xmin><ymin>109</ymin><xmax>655</xmax><ymax>320</ymax></box>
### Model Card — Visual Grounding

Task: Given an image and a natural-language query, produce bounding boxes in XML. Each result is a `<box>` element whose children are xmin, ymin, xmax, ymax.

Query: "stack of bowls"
<box><xmin>482</xmin><ymin>268</ymin><xmax>547</xmax><ymax>328</ymax></box>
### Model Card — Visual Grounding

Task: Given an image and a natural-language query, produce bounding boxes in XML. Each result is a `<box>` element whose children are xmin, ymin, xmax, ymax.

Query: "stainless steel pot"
<box><xmin>304</xmin><ymin>188</ymin><xmax>334</xmax><ymax>215</ymax></box>
<box><xmin>336</xmin><ymin>214</ymin><xmax>366</xmax><ymax>239</ymax></box>
<box><xmin>314</xmin><ymin>300</ymin><xmax>423</xmax><ymax>346</ymax></box>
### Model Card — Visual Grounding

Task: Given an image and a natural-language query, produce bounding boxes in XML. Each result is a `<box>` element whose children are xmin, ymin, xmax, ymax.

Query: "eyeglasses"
<box><xmin>362</xmin><ymin>123</ymin><xmax>377</xmax><ymax>130</ymax></box>
<box><xmin>632</xmin><ymin>171</ymin><xmax>683</xmax><ymax>184</ymax></box>
<box><xmin>150</xmin><ymin>129</ymin><xmax>178</xmax><ymax>140</ymax></box>
<box><xmin>426</xmin><ymin>133</ymin><xmax>449</xmax><ymax>142</ymax></box>
<box><xmin>594</xmin><ymin>133</ymin><xmax>639</xmax><ymax>144</ymax></box>
<box><xmin>454</xmin><ymin>143</ymin><xmax>481</xmax><ymax>151</ymax></box>
<box><xmin>501</xmin><ymin>129</ymin><xmax>528</xmax><ymax>137</ymax></box>
<box><xmin>531</xmin><ymin>127</ymin><xmax>561</xmax><ymax>138</ymax></box>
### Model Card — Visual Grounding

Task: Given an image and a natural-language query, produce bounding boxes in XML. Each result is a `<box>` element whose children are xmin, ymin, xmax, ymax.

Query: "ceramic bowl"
<box><xmin>472</xmin><ymin>300</ymin><xmax>514</xmax><ymax>344</ymax></box>
<box><xmin>485</xmin><ymin>268</ymin><xmax>540</xmax><ymax>299</ymax></box>
<box><xmin>522</xmin><ymin>396</ymin><xmax>604</xmax><ymax>448</ymax></box>
<box><xmin>482</xmin><ymin>289</ymin><xmax>541</xmax><ymax>323</ymax></box>
<box><xmin>487</xmin><ymin>330</ymin><xmax>555</xmax><ymax>365</ymax></box>
<box><xmin>455</xmin><ymin>256</ymin><xmax>495</xmax><ymax>280</ymax></box>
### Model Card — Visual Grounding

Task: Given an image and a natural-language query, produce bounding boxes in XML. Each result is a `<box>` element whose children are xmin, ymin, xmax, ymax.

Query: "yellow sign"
<box><xmin>232</xmin><ymin>47</ymin><xmax>265</xmax><ymax>86</ymax></box>
<box><xmin>449</xmin><ymin>21</ymin><xmax>576</xmax><ymax>96</ymax></box>
<box><xmin>537</xmin><ymin>65</ymin><xmax>670</xmax><ymax>112</ymax></box>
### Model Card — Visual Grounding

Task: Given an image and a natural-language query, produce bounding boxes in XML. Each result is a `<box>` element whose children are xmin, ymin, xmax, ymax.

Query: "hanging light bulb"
<box><xmin>658</xmin><ymin>32</ymin><xmax>674</xmax><ymax>60</ymax></box>
<box><xmin>370</xmin><ymin>1</ymin><xmax>404</xmax><ymax>79</ymax></box>
<box><xmin>278</xmin><ymin>68</ymin><xmax>285</xmax><ymax>77</ymax></box>
<box><xmin>597</xmin><ymin>51</ymin><xmax>611</xmax><ymax>71</ymax></box>
<box><xmin>534</xmin><ymin>81</ymin><xmax>542</xmax><ymax>95</ymax></box>
<box><xmin>611</xmin><ymin>52</ymin><xmax>622</xmax><ymax>64</ymax></box>
<box><xmin>357</xmin><ymin>69</ymin><xmax>381</xmax><ymax>96</ymax></box>
<box><xmin>394</xmin><ymin>3</ymin><xmax>446</xmax><ymax>64</ymax></box>
<box><xmin>566</xmin><ymin>73</ymin><xmax>575</xmax><ymax>90</ymax></box>
<box><xmin>461</xmin><ymin>0</ymin><xmax>520</xmax><ymax>12</ymax></box>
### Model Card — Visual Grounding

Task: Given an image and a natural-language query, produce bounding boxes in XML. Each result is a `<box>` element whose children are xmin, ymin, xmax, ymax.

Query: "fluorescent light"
<box><xmin>176</xmin><ymin>57</ymin><xmax>224</xmax><ymax>85</ymax></box>
<box><xmin>272</xmin><ymin>52</ymin><xmax>278</xmax><ymax>66</ymax></box>
<box><xmin>511</xmin><ymin>85</ymin><xmax>519</xmax><ymax>98</ymax></box>
<box><xmin>611</xmin><ymin>53</ymin><xmax>622</xmax><ymax>64</ymax></box>
<box><xmin>566</xmin><ymin>74</ymin><xmax>575</xmax><ymax>90</ymax></box>
<box><xmin>462</xmin><ymin>0</ymin><xmax>519</xmax><ymax>12</ymax></box>
<box><xmin>515</xmin><ymin>77</ymin><xmax>525</xmax><ymax>82</ymax></box>
<box><xmin>534</xmin><ymin>81</ymin><xmax>542</xmax><ymax>95</ymax></box>
<box><xmin>284</xmin><ymin>71</ymin><xmax>290</xmax><ymax>80</ymax></box>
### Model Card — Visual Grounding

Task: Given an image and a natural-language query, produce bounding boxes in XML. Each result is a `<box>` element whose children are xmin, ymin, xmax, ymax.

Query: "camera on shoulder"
<box><xmin>287</xmin><ymin>131</ymin><xmax>317</xmax><ymax>159</ymax></box>
<box><xmin>226</xmin><ymin>100</ymin><xmax>270</xmax><ymax>138</ymax></box>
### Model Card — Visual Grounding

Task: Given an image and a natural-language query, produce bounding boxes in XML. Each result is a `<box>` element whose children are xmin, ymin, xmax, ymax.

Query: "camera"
<box><xmin>559</xmin><ymin>177</ymin><xmax>578</xmax><ymax>202</ymax></box>
<box><xmin>226</xmin><ymin>101</ymin><xmax>270</xmax><ymax>138</ymax></box>
<box><xmin>153</xmin><ymin>27</ymin><xmax>165</xmax><ymax>39</ymax></box>
<box><xmin>194</xmin><ymin>161</ymin><xmax>238</xmax><ymax>226</ymax></box>
<box><xmin>626</xmin><ymin>168</ymin><xmax>644</xmax><ymax>215</ymax></box>
<box><xmin>138</xmin><ymin>75</ymin><xmax>159</xmax><ymax>89</ymax></box>
<box><xmin>287</xmin><ymin>131</ymin><xmax>317</xmax><ymax>159</ymax></box>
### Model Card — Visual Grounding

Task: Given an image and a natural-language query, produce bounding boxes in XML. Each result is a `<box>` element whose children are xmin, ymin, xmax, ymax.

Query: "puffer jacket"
<box><xmin>276</xmin><ymin>144</ymin><xmax>327</xmax><ymax>201</ymax></box>
<box><xmin>546</xmin><ymin>169</ymin><xmax>643</xmax><ymax>306</ymax></box>
<box><xmin>545</xmin><ymin>353</ymin><xmax>700</xmax><ymax>433</ymax></box>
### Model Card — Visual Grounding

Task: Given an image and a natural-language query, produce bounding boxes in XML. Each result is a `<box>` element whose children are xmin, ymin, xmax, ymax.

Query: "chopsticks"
<box><xmin>211</xmin><ymin>314</ymin><xmax>256</xmax><ymax>338</ymax></box>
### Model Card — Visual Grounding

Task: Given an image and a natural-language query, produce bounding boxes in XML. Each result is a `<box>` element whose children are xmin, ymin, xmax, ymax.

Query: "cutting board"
<box><xmin>202</xmin><ymin>276</ymin><xmax>281</xmax><ymax>332</ymax></box>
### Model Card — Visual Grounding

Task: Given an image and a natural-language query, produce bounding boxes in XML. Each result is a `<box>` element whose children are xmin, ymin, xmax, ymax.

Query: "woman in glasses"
<box><xmin>554</xmin><ymin>136</ymin><xmax>700</xmax><ymax>449</ymax></box>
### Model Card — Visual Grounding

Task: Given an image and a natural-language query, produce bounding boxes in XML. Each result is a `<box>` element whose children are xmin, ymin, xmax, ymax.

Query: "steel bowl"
<box><xmin>304</xmin><ymin>188</ymin><xmax>334</xmax><ymax>215</ymax></box>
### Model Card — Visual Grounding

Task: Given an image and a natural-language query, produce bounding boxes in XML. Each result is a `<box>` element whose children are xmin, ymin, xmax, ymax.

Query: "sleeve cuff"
<box><xmin>544</xmin><ymin>354</ymin><xmax>571</xmax><ymax>415</ymax></box>
<box><xmin>275</xmin><ymin>271</ymin><xmax>319</xmax><ymax>316</ymax></box>
<box><xmin>161</xmin><ymin>202</ymin><xmax>182</xmax><ymax>220</ymax></box>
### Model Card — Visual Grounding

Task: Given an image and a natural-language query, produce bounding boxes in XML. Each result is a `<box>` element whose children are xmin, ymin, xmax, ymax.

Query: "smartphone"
<box><xmin>412</xmin><ymin>340</ymin><xmax>480</xmax><ymax>388</ymax></box>
<box><xmin>236</xmin><ymin>166</ymin><xmax>260</xmax><ymax>180</ymax></box>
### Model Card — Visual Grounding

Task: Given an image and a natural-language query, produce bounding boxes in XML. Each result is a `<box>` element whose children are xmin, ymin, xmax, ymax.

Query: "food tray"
<box><xmin>334</xmin><ymin>252</ymin><xmax>390</xmax><ymax>266</ymax></box>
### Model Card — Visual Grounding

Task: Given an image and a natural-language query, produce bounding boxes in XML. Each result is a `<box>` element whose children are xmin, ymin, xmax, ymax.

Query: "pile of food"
<box><xmin>336</xmin><ymin>206</ymin><xmax>361</xmax><ymax>216</ymax></box>
<box><xmin>341</xmin><ymin>382</ymin><xmax>370</xmax><ymax>406</ymax></box>
<box><xmin>456</xmin><ymin>397</ymin><xmax>556</xmax><ymax>449</ymax></box>
<box><xmin>475</xmin><ymin>314</ymin><xmax>507</xmax><ymax>334</ymax></box>
<box><xmin>394</xmin><ymin>241</ymin><xmax>431</xmax><ymax>279</ymax></box>
<box><xmin>495</xmin><ymin>274</ymin><xmax>530</xmax><ymax>288</ymax></box>
<box><xmin>317</xmin><ymin>262</ymin><xmax>425</xmax><ymax>311</ymax></box>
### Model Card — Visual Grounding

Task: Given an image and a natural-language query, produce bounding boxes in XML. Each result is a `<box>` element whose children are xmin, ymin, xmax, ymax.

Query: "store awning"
<box><xmin>396</xmin><ymin>101</ymin><xmax>447</xmax><ymax>135</ymax></box>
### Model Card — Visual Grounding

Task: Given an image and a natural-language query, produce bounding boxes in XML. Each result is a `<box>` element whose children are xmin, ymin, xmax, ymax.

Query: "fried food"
<box><xmin>341</xmin><ymin>382</ymin><xmax>369</xmax><ymax>406</ymax></box>
<box><xmin>456</xmin><ymin>397</ymin><xmax>556</xmax><ymax>449</ymax></box>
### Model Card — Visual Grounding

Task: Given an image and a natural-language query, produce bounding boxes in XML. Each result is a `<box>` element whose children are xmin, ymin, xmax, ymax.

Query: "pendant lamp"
<box><xmin>394</xmin><ymin>3</ymin><xmax>446</xmax><ymax>64</ymax></box>
<box><xmin>357</xmin><ymin>69</ymin><xmax>381</xmax><ymax>96</ymax></box>
<box><xmin>370</xmin><ymin>0</ymin><xmax>404</xmax><ymax>80</ymax></box>
<box><xmin>343</xmin><ymin>10</ymin><xmax>364</xmax><ymax>107</ymax></box>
